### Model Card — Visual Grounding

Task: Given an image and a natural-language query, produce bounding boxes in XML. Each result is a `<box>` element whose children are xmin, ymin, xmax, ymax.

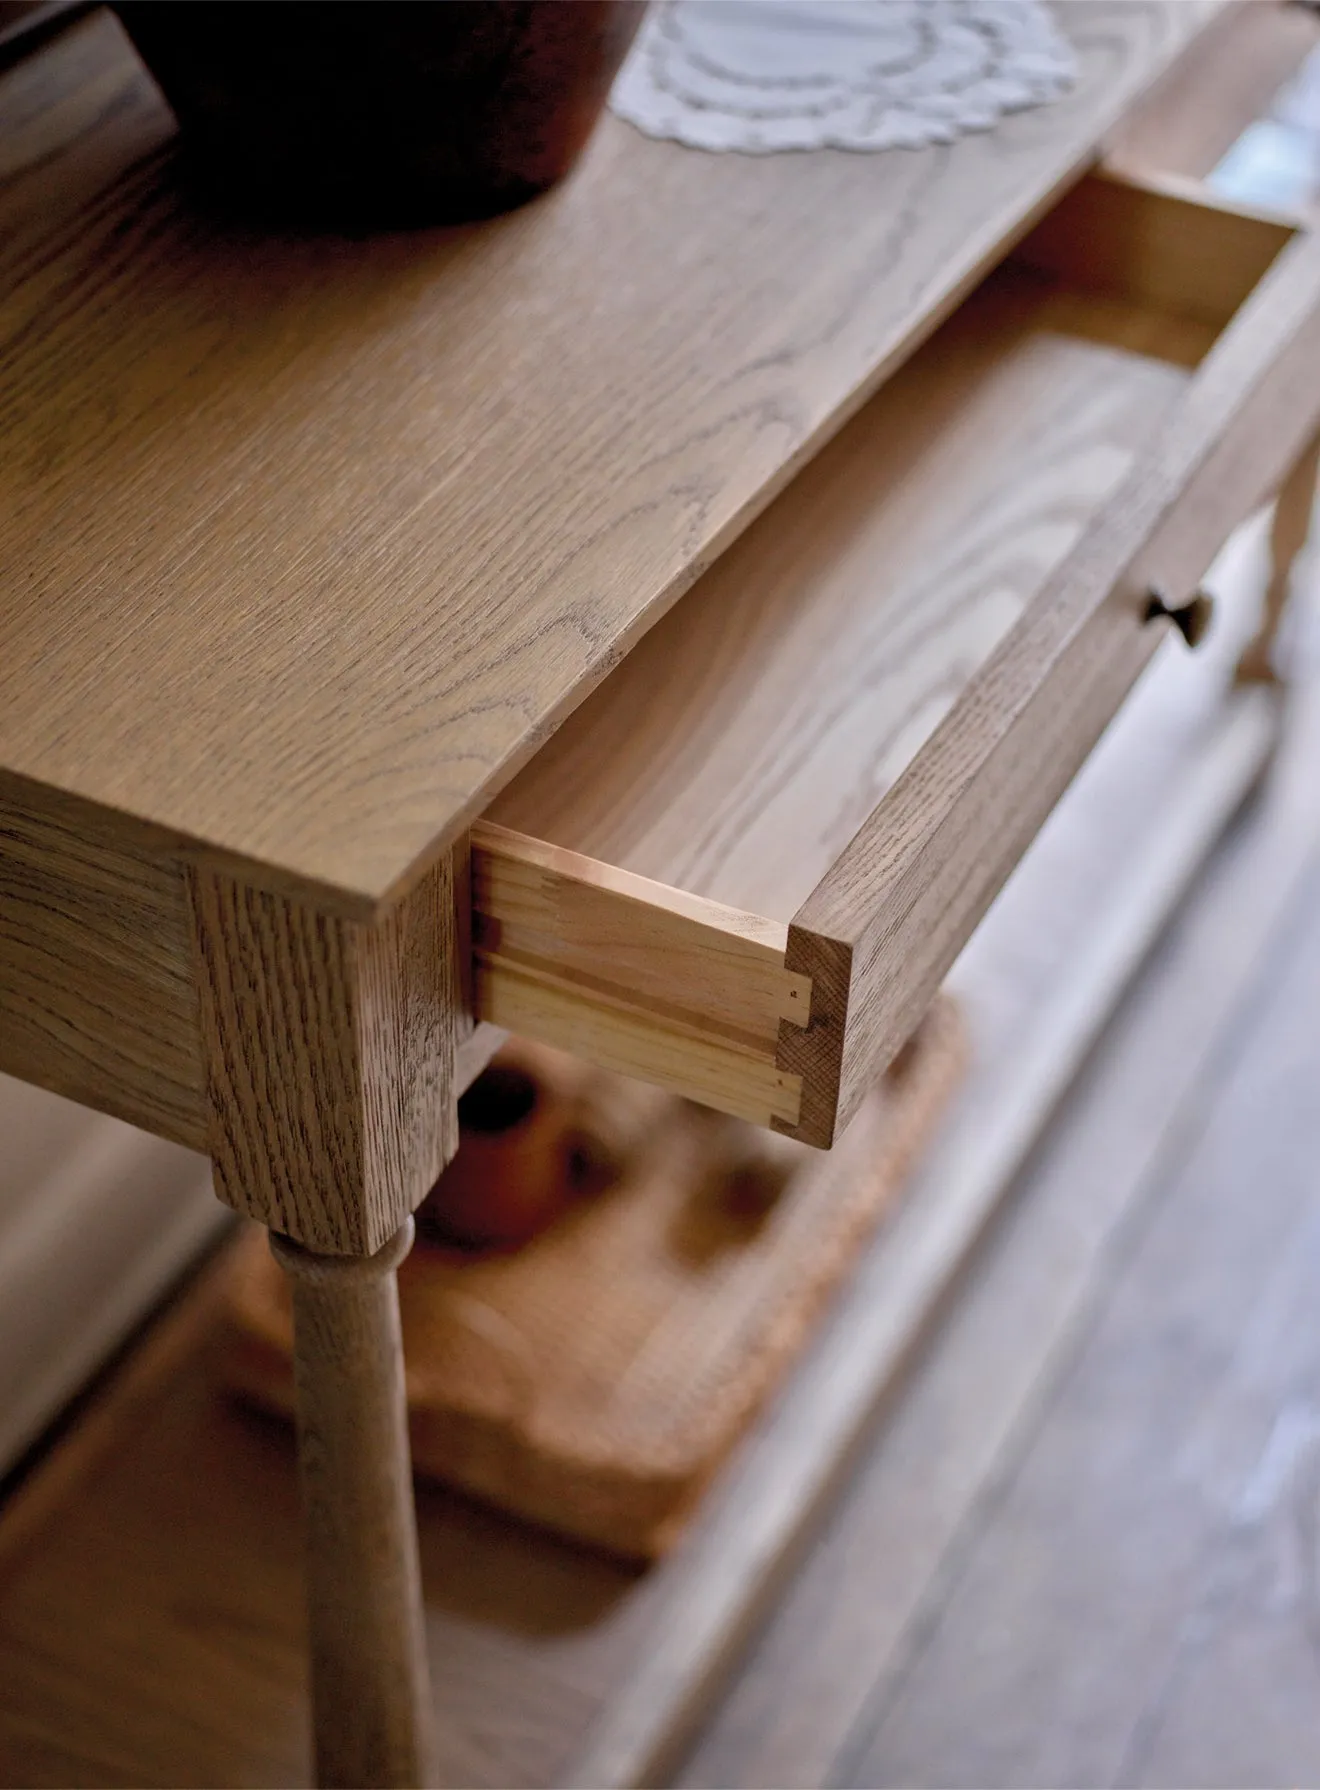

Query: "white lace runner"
<box><xmin>610</xmin><ymin>0</ymin><xmax>1076</xmax><ymax>155</ymax></box>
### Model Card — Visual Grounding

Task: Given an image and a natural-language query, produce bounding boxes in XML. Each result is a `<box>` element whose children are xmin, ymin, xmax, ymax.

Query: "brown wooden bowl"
<box><xmin>419</xmin><ymin>1045</ymin><xmax>583</xmax><ymax>1251</ymax></box>
<box><xmin>112</xmin><ymin>1</ymin><xmax>645</xmax><ymax>228</ymax></box>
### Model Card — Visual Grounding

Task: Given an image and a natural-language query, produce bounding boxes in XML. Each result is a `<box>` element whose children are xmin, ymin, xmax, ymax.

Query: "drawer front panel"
<box><xmin>789</xmin><ymin>222</ymin><xmax>1320</xmax><ymax>1143</ymax></box>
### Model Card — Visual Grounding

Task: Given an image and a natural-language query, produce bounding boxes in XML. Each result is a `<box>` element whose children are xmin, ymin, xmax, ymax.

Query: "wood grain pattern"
<box><xmin>271</xmin><ymin>1223</ymin><xmax>435</xmax><ymax>1790</ymax></box>
<box><xmin>1014</xmin><ymin>167</ymin><xmax>1299</xmax><ymax>327</ymax></box>
<box><xmin>189</xmin><ymin>857</ymin><xmax>459</xmax><ymax>1254</ymax></box>
<box><xmin>471</xmin><ymin>821</ymin><xmax>807</xmax><ymax>1126</ymax></box>
<box><xmin>472</xmin><ymin>825</ymin><xmax>808</xmax><ymax>1034</ymax></box>
<box><xmin>488</xmin><ymin>275</ymin><xmax>1192</xmax><ymax>921</ymax></box>
<box><xmin>0</xmin><ymin>796</ymin><xmax>489</xmax><ymax>1153</ymax></box>
<box><xmin>0</xmin><ymin>776</ymin><xmax>205</xmax><ymax>1147</ymax></box>
<box><xmin>477</xmin><ymin>957</ymin><xmax>801</xmax><ymax>1132</ymax></box>
<box><xmin>0</xmin><ymin>3</ymin><xmax>1219</xmax><ymax>916</ymax></box>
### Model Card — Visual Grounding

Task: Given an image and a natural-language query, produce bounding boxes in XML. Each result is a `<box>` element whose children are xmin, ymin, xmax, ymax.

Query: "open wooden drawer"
<box><xmin>470</xmin><ymin>148</ymin><xmax>1320</xmax><ymax>1148</ymax></box>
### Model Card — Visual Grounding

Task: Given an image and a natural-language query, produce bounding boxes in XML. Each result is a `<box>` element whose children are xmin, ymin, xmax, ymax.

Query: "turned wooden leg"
<box><xmin>272</xmin><ymin>1217</ymin><xmax>435</xmax><ymax>1790</ymax></box>
<box><xmin>1237</xmin><ymin>428</ymin><xmax>1320</xmax><ymax>683</ymax></box>
<box><xmin>188</xmin><ymin>853</ymin><xmax>460</xmax><ymax>1787</ymax></box>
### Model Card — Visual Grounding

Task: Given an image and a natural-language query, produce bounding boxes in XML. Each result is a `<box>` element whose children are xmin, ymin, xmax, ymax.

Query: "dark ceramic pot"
<box><xmin>113</xmin><ymin>1</ymin><xmax>645</xmax><ymax>228</ymax></box>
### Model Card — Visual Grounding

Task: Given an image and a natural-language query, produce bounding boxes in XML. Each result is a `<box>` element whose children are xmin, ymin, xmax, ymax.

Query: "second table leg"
<box><xmin>1237</xmin><ymin>427</ymin><xmax>1320</xmax><ymax>683</ymax></box>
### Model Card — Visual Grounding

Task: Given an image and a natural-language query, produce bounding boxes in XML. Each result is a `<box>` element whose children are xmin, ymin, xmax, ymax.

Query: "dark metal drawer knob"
<box><xmin>1145</xmin><ymin>586</ymin><xmax>1215</xmax><ymax>649</ymax></box>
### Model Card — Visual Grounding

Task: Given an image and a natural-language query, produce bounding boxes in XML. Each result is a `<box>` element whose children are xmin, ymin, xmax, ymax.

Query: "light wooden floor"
<box><xmin>679</xmin><ymin>653</ymin><xmax>1320</xmax><ymax>1790</ymax></box>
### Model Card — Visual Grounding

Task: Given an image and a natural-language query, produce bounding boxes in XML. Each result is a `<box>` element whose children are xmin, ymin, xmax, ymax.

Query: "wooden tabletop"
<box><xmin>0</xmin><ymin>2</ymin><xmax>1218</xmax><ymax>918</ymax></box>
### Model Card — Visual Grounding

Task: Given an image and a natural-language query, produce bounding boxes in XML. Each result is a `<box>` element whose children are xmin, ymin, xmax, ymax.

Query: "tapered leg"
<box><xmin>1237</xmin><ymin>428</ymin><xmax>1320</xmax><ymax>683</ymax></box>
<box><xmin>189</xmin><ymin>855</ymin><xmax>459</xmax><ymax>1785</ymax></box>
<box><xmin>271</xmin><ymin>1217</ymin><xmax>435</xmax><ymax>1790</ymax></box>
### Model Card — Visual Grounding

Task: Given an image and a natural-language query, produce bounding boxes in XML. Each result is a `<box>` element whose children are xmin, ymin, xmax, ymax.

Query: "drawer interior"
<box><xmin>489</xmin><ymin>196</ymin><xmax>1258</xmax><ymax>922</ymax></box>
<box><xmin>475</xmin><ymin>147</ymin><xmax>1312</xmax><ymax>1137</ymax></box>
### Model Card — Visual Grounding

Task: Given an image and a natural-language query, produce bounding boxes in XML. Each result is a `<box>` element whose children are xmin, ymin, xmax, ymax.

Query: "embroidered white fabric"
<box><xmin>609</xmin><ymin>0</ymin><xmax>1077</xmax><ymax>155</ymax></box>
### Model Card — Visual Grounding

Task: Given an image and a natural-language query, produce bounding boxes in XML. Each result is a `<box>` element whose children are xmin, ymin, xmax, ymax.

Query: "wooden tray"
<box><xmin>223</xmin><ymin>999</ymin><xmax>964</xmax><ymax>1560</ymax></box>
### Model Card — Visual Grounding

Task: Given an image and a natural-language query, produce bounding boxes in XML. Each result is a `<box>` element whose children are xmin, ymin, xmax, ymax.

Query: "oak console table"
<box><xmin>4</xmin><ymin>3</ymin><xmax>1320</xmax><ymax>1785</ymax></box>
